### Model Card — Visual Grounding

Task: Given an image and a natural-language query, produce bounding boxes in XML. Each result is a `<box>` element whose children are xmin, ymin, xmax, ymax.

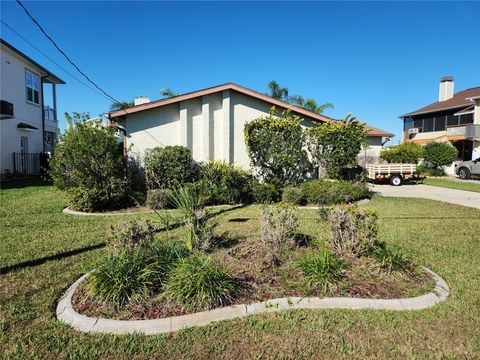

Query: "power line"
<box><xmin>0</xmin><ymin>20</ymin><xmax>112</xmax><ymax>102</ymax></box>
<box><xmin>16</xmin><ymin>0</ymin><xmax>121</xmax><ymax>105</ymax></box>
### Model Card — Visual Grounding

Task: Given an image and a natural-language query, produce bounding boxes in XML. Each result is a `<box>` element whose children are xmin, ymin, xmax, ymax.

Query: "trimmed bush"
<box><xmin>198</xmin><ymin>161</ymin><xmax>253</xmax><ymax>205</ymax></box>
<box><xmin>252</xmin><ymin>182</ymin><xmax>280</xmax><ymax>204</ymax></box>
<box><xmin>282</xmin><ymin>186</ymin><xmax>305</xmax><ymax>205</ymax></box>
<box><xmin>328</xmin><ymin>205</ymin><xmax>378</xmax><ymax>257</ymax></box>
<box><xmin>260</xmin><ymin>203</ymin><xmax>299</xmax><ymax>250</ymax></box>
<box><xmin>370</xmin><ymin>241</ymin><xmax>412</xmax><ymax>274</ymax></box>
<box><xmin>49</xmin><ymin>119</ymin><xmax>128</xmax><ymax>212</ymax></box>
<box><xmin>297</xmin><ymin>251</ymin><xmax>345</xmax><ymax>292</ymax></box>
<box><xmin>380</xmin><ymin>142</ymin><xmax>424</xmax><ymax>164</ymax></box>
<box><xmin>146</xmin><ymin>189</ymin><xmax>174</xmax><ymax>210</ymax></box>
<box><xmin>165</xmin><ymin>254</ymin><xmax>236</xmax><ymax>310</ymax></box>
<box><xmin>416</xmin><ymin>165</ymin><xmax>446</xmax><ymax>177</ymax></box>
<box><xmin>423</xmin><ymin>141</ymin><xmax>457</xmax><ymax>170</ymax></box>
<box><xmin>301</xmin><ymin>180</ymin><xmax>370</xmax><ymax>206</ymax></box>
<box><xmin>144</xmin><ymin>146</ymin><xmax>193</xmax><ymax>189</ymax></box>
<box><xmin>108</xmin><ymin>220</ymin><xmax>156</xmax><ymax>255</ymax></box>
<box><xmin>89</xmin><ymin>250</ymin><xmax>153</xmax><ymax>306</ymax></box>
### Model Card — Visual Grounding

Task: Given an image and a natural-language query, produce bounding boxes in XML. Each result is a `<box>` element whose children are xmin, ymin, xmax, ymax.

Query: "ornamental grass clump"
<box><xmin>328</xmin><ymin>205</ymin><xmax>378</xmax><ymax>257</ymax></box>
<box><xmin>297</xmin><ymin>251</ymin><xmax>345</xmax><ymax>292</ymax></box>
<box><xmin>108</xmin><ymin>220</ymin><xmax>156</xmax><ymax>255</ymax></box>
<box><xmin>370</xmin><ymin>241</ymin><xmax>413</xmax><ymax>274</ymax></box>
<box><xmin>146</xmin><ymin>240</ymin><xmax>189</xmax><ymax>281</ymax></box>
<box><xmin>165</xmin><ymin>254</ymin><xmax>237</xmax><ymax>311</ymax></box>
<box><xmin>89</xmin><ymin>250</ymin><xmax>154</xmax><ymax>307</ymax></box>
<box><xmin>260</xmin><ymin>203</ymin><xmax>299</xmax><ymax>251</ymax></box>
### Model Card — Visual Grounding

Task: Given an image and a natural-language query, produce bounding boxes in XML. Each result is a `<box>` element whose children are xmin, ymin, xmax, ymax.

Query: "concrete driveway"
<box><xmin>370</xmin><ymin>184</ymin><xmax>480</xmax><ymax>210</ymax></box>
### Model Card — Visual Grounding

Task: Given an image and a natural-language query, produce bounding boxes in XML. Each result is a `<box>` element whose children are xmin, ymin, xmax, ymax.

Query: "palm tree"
<box><xmin>303</xmin><ymin>99</ymin><xmax>334</xmax><ymax>114</ymax></box>
<box><xmin>110</xmin><ymin>101</ymin><xmax>134</xmax><ymax>111</ymax></box>
<box><xmin>160</xmin><ymin>87</ymin><xmax>179</xmax><ymax>98</ymax></box>
<box><xmin>267</xmin><ymin>80</ymin><xmax>289</xmax><ymax>101</ymax></box>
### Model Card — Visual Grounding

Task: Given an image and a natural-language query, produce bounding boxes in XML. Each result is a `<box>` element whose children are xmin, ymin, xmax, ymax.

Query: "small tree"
<box><xmin>423</xmin><ymin>141</ymin><xmax>457</xmax><ymax>171</ymax></box>
<box><xmin>380</xmin><ymin>142</ymin><xmax>424</xmax><ymax>164</ymax></box>
<box><xmin>308</xmin><ymin>113</ymin><xmax>366</xmax><ymax>179</ymax></box>
<box><xmin>244</xmin><ymin>108</ymin><xmax>311</xmax><ymax>185</ymax></box>
<box><xmin>49</xmin><ymin>118</ymin><xmax>127</xmax><ymax>212</ymax></box>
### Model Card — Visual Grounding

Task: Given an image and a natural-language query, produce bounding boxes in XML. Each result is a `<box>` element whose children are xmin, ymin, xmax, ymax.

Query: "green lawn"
<box><xmin>1</xmin><ymin>180</ymin><xmax>480</xmax><ymax>359</ymax></box>
<box><xmin>423</xmin><ymin>177</ymin><xmax>480</xmax><ymax>193</ymax></box>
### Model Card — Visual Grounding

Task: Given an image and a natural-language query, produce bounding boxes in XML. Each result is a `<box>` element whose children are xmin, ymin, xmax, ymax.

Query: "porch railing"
<box><xmin>447</xmin><ymin>123</ymin><xmax>480</xmax><ymax>140</ymax></box>
<box><xmin>43</xmin><ymin>106</ymin><xmax>56</xmax><ymax>122</ymax></box>
<box><xmin>12</xmin><ymin>153</ymin><xmax>50</xmax><ymax>175</ymax></box>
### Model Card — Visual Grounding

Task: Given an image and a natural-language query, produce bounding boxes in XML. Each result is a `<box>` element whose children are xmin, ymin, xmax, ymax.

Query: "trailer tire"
<box><xmin>390</xmin><ymin>175</ymin><xmax>402</xmax><ymax>186</ymax></box>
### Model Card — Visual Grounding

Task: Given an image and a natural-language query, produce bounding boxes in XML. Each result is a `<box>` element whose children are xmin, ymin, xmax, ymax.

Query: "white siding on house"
<box><xmin>1</xmin><ymin>46</ymin><xmax>45</xmax><ymax>172</ymax></box>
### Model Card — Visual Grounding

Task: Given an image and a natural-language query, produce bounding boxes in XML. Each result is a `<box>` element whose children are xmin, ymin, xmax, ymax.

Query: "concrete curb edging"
<box><xmin>297</xmin><ymin>198</ymin><xmax>370</xmax><ymax>210</ymax></box>
<box><xmin>57</xmin><ymin>266</ymin><xmax>449</xmax><ymax>335</ymax></box>
<box><xmin>62</xmin><ymin>207</ymin><xmax>154</xmax><ymax>216</ymax></box>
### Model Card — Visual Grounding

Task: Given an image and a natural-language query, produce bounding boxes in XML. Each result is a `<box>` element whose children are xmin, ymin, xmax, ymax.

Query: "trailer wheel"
<box><xmin>390</xmin><ymin>175</ymin><xmax>402</xmax><ymax>186</ymax></box>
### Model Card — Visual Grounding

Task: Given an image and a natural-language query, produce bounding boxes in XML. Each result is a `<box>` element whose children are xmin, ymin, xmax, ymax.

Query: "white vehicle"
<box><xmin>455</xmin><ymin>158</ymin><xmax>480</xmax><ymax>179</ymax></box>
<box><xmin>366</xmin><ymin>163</ymin><xmax>417</xmax><ymax>186</ymax></box>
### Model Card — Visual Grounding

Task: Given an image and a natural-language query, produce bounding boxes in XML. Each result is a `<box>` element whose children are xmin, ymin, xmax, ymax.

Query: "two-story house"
<box><xmin>0</xmin><ymin>38</ymin><xmax>65</xmax><ymax>175</ymax></box>
<box><xmin>400</xmin><ymin>77</ymin><xmax>480</xmax><ymax>168</ymax></box>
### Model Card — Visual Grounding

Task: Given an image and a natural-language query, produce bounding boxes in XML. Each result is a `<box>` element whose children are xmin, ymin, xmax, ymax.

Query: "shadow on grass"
<box><xmin>0</xmin><ymin>177</ymin><xmax>52</xmax><ymax>190</ymax></box>
<box><xmin>0</xmin><ymin>243</ymin><xmax>105</xmax><ymax>275</ymax></box>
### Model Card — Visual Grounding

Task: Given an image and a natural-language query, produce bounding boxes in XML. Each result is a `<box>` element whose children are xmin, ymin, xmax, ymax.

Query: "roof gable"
<box><xmin>400</xmin><ymin>86</ymin><xmax>480</xmax><ymax>118</ymax></box>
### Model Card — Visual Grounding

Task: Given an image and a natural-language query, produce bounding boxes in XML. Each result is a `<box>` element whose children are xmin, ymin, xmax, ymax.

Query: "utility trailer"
<box><xmin>366</xmin><ymin>163</ymin><xmax>417</xmax><ymax>186</ymax></box>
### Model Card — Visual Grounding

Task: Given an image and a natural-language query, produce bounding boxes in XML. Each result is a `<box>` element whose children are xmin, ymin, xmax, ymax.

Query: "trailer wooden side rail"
<box><xmin>366</xmin><ymin>163</ymin><xmax>416</xmax><ymax>186</ymax></box>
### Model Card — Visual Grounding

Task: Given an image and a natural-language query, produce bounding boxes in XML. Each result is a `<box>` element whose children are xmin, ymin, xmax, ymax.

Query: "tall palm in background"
<box><xmin>160</xmin><ymin>87</ymin><xmax>179</xmax><ymax>97</ymax></box>
<box><xmin>267</xmin><ymin>80</ymin><xmax>334</xmax><ymax>114</ymax></box>
<box><xmin>110</xmin><ymin>101</ymin><xmax>134</xmax><ymax>111</ymax></box>
<box><xmin>267</xmin><ymin>80</ymin><xmax>289</xmax><ymax>101</ymax></box>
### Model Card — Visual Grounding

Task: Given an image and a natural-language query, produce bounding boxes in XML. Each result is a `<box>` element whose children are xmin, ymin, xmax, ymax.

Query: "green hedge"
<box><xmin>295</xmin><ymin>180</ymin><xmax>370</xmax><ymax>206</ymax></box>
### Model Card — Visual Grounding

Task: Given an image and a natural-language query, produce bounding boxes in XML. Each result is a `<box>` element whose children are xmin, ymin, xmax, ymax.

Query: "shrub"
<box><xmin>244</xmin><ymin>108</ymin><xmax>312</xmax><ymax>185</ymax></box>
<box><xmin>252</xmin><ymin>182</ymin><xmax>280</xmax><ymax>204</ymax></box>
<box><xmin>423</xmin><ymin>141</ymin><xmax>457</xmax><ymax>170</ymax></box>
<box><xmin>144</xmin><ymin>146</ymin><xmax>193</xmax><ymax>189</ymax></box>
<box><xmin>416</xmin><ymin>165</ymin><xmax>446</xmax><ymax>177</ymax></box>
<box><xmin>297</xmin><ymin>251</ymin><xmax>345</xmax><ymax>292</ymax></box>
<box><xmin>380</xmin><ymin>142</ymin><xmax>424</xmax><ymax>164</ymax></box>
<box><xmin>126</xmin><ymin>153</ymin><xmax>147</xmax><ymax>205</ymax></box>
<box><xmin>146</xmin><ymin>189</ymin><xmax>174</xmax><ymax>209</ymax></box>
<box><xmin>89</xmin><ymin>250</ymin><xmax>153</xmax><ymax>306</ymax></box>
<box><xmin>309</xmin><ymin>113</ymin><xmax>367</xmax><ymax>180</ymax></box>
<box><xmin>146</xmin><ymin>240</ymin><xmax>189</xmax><ymax>280</ymax></box>
<box><xmin>169</xmin><ymin>184</ymin><xmax>217</xmax><ymax>252</ymax></box>
<box><xmin>108</xmin><ymin>220</ymin><xmax>156</xmax><ymax>255</ymax></box>
<box><xmin>260</xmin><ymin>203</ymin><xmax>299</xmax><ymax>250</ymax></box>
<box><xmin>370</xmin><ymin>241</ymin><xmax>413</xmax><ymax>274</ymax></box>
<box><xmin>301</xmin><ymin>180</ymin><xmax>370</xmax><ymax>206</ymax></box>
<box><xmin>328</xmin><ymin>205</ymin><xmax>378</xmax><ymax>257</ymax></box>
<box><xmin>165</xmin><ymin>254</ymin><xmax>236</xmax><ymax>311</ymax></box>
<box><xmin>198</xmin><ymin>161</ymin><xmax>253</xmax><ymax>205</ymax></box>
<box><xmin>49</xmin><ymin>119</ymin><xmax>128</xmax><ymax>212</ymax></box>
<box><xmin>282</xmin><ymin>186</ymin><xmax>305</xmax><ymax>205</ymax></box>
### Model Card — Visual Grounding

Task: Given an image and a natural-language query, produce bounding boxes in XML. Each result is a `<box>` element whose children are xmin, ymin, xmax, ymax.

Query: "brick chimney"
<box><xmin>439</xmin><ymin>76</ymin><xmax>454</xmax><ymax>102</ymax></box>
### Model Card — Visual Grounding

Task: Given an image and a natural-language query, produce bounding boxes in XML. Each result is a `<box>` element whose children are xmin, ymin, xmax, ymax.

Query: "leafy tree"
<box><xmin>244</xmin><ymin>108</ymin><xmax>311</xmax><ymax>185</ymax></box>
<box><xmin>49</xmin><ymin>118</ymin><xmax>127</xmax><ymax>212</ymax></box>
<box><xmin>159</xmin><ymin>87</ymin><xmax>179</xmax><ymax>97</ymax></box>
<box><xmin>110</xmin><ymin>101</ymin><xmax>134</xmax><ymax>111</ymax></box>
<box><xmin>308</xmin><ymin>113</ymin><xmax>367</xmax><ymax>179</ymax></box>
<box><xmin>423</xmin><ymin>142</ymin><xmax>457</xmax><ymax>170</ymax></box>
<box><xmin>380</xmin><ymin>142</ymin><xmax>424</xmax><ymax>164</ymax></box>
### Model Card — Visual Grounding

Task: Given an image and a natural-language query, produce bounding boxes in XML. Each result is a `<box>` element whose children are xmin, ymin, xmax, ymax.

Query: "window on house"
<box><xmin>26</xmin><ymin>69</ymin><xmax>40</xmax><ymax>104</ymax></box>
<box><xmin>413</xmin><ymin>119</ymin><xmax>423</xmax><ymax>132</ymax></box>
<box><xmin>459</xmin><ymin>113</ymin><xmax>474</xmax><ymax>125</ymax></box>
<box><xmin>403</xmin><ymin>118</ymin><xmax>413</xmax><ymax>132</ymax></box>
<box><xmin>434</xmin><ymin>115</ymin><xmax>446</xmax><ymax>131</ymax></box>
<box><xmin>447</xmin><ymin>114</ymin><xmax>459</xmax><ymax>126</ymax></box>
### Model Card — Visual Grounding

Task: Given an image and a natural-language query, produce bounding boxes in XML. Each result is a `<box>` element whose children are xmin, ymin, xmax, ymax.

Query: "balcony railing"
<box><xmin>43</xmin><ymin>106</ymin><xmax>56</xmax><ymax>122</ymax></box>
<box><xmin>447</xmin><ymin>124</ymin><xmax>480</xmax><ymax>140</ymax></box>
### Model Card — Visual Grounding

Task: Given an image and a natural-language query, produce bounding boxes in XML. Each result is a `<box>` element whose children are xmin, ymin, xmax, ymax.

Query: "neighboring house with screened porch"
<box><xmin>0</xmin><ymin>38</ymin><xmax>65</xmax><ymax>176</ymax></box>
<box><xmin>400</xmin><ymin>77</ymin><xmax>480</xmax><ymax>174</ymax></box>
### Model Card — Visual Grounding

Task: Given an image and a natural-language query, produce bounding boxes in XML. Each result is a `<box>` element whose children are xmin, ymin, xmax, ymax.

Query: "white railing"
<box><xmin>446</xmin><ymin>125</ymin><xmax>466</xmax><ymax>137</ymax></box>
<box><xmin>44</xmin><ymin>106</ymin><xmax>56</xmax><ymax>122</ymax></box>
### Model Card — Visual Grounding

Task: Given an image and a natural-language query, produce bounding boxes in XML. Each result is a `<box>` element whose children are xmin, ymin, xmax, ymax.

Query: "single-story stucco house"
<box><xmin>108</xmin><ymin>83</ymin><xmax>393</xmax><ymax>169</ymax></box>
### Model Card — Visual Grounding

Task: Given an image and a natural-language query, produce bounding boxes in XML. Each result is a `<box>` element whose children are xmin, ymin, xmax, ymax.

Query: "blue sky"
<box><xmin>1</xmin><ymin>1</ymin><xmax>479</xmax><ymax>141</ymax></box>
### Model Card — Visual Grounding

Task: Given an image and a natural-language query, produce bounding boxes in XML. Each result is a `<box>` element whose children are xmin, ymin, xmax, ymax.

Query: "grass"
<box><xmin>1</xmin><ymin>180</ymin><xmax>480</xmax><ymax>359</ymax></box>
<box><xmin>423</xmin><ymin>177</ymin><xmax>480</xmax><ymax>193</ymax></box>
